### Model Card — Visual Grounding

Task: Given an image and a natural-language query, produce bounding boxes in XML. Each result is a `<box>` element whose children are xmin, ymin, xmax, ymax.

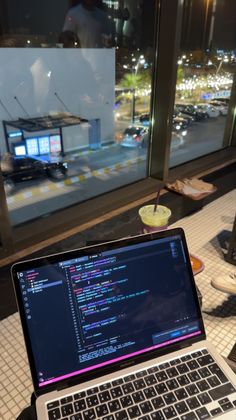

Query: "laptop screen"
<box><xmin>12</xmin><ymin>228</ymin><xmax>205</xmax><ymax>391</ymax></box>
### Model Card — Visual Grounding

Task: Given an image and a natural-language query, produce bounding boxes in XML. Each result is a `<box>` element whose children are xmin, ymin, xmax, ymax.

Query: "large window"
<box><xmin>170</xmin><ymin>0</ymin><xmax>236</xmax><ymax>167</ymax></box>
<box><xmin>0</xmin><ymin>0</ymin><xmax>157</xmax><ymax>227</ymax></box>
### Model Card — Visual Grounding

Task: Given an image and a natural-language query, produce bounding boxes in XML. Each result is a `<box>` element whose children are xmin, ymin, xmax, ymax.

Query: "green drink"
<box><xmin>139</xmin><ymin>205</ymin><xmax>171</xmax><ymax>233</ymax></box>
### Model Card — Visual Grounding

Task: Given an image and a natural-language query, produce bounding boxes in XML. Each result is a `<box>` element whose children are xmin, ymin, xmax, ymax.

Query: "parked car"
<box><xmin>208</xmin><ymin>101</ymin><xmax>228</xmax><ymax>116</ymax></box>
<box><xmin>173</xmin><ymin>115</ymin><xmax>189</xmax><ymax>131</ymax></box>
<box><xmin>212</xmin><ymin>97</ymin><xmax>230</xmax><ymax>105</ymax></box>
<box><xmin>174</xmin><ymin>108</ymin><xmax>195</xmax><ymax>125</ymax></box>
<box><xmin>194</xmin><ymin>103</ymin><xmax>220</xmax><ymax>118</ymax></box>
<box><xmin>175</xmin><ymin>104</ymin><xmax>208</xmax><ymax>121</ymax></box>
<box><xmin>139</xmin><ymin>113</ymin><xmax>150</xmax><ymax>126</ymax></box>
<box><xmin>120</xmin><ymin>126</ymin><xmax>149</xmax><ymax>148</ymax></box>
<box><xmin>1</xmin><ymin>154</ymin><xmax>68</xmax><ymax>195</ymax></box>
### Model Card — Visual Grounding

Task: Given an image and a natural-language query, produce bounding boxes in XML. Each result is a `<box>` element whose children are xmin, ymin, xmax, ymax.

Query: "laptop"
<box><xmin>11</xmin><ymin>227</ymin><xmax>236</xmax><ymax>420</ymax></box>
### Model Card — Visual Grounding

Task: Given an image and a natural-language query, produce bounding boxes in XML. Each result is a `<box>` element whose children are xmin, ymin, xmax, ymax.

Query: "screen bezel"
<box><xmin>11</xmin><ymin>227</ymin><xmax>206</xmax><ymax>396</ymax></box>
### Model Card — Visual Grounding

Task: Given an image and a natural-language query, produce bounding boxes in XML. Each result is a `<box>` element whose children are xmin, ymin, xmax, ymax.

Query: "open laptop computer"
<box><xmin>11</xmin><ymin>227</ymin><xmax>236</xmax><ymax>420</ymax></box>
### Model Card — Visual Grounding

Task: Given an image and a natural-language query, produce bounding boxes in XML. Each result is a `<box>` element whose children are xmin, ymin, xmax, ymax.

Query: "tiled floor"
<box><xmin>0</xmin><ymin>189</ymin><xmax>236</xmax><ymax>419</ymax></box>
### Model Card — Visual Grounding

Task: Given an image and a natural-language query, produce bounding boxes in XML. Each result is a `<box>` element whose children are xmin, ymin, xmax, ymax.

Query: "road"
<box><xmin>6</xmin><ymin>116</ymin><xmax>227</xmax><ymax>226</ymax></box>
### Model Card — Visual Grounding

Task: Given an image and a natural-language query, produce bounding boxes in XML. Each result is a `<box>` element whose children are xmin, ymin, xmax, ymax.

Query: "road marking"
<box><xmin>7</xmin><ymin>156</ymin><xmax>146</xmax><ymax>206</ymax></box>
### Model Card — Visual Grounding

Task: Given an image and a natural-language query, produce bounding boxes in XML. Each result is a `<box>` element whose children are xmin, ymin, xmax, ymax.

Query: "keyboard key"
<box><xmin>163</xmin><ymin>406</ymin><xmax>177</xmax><ymax>418</ymax></box>
<box><xmin>174</xmin><ymin>388</ymin><xmax>188</xmax><ymax>400</ymax></box>
<box><xmin>120</xmin><ymin>395</ymin><xmax>133</xmax><ymax>408</ymax></box>
<box><xmin>115</xmin><ymin>409</ymin><xmax>129</xmax><ymax>420</ymax></box>
<box><xmin>207</xmin><ymin>375</ymin><xmax>220</xmax><ymax>388</ymax></box>
<box><xmin>61</xmin><ymin>396</ymin><xmax>73</xmax><ymax>405</ymax></box>
<box><xmin>208</xmin><ymin>382</ymin><xmax>236</xmax><ymax>400</ymax></box>
<box><xmin>174</xmin><ymin>401</ymin><xmax>188</xmax><ymax>415</ymax></box>
<box><xmin>170</xmin><ymin>358</ymin><xmax>181</xmax><ymax>365</ymax></box>
<box><xmin>198</xmin><ymin>367</ymin><xmax>211</xmax><ymax>379</ymax></box>
<box><xmin>177</xmin><ymin>364</ymin><xmax>189</xmax><ymax>374</ymax></box>
<box><xmin>83</xmin><ymin>408</ymin><xmax>96</xmax><ymax>420</ymax></box>
<box><xmin>70</xmin><ymin>414</ymin><xmax>82</xmax><ymax>420</ymax></box>
<box><xmin>186</xmin><ymin>397</ymin><xmax>200</xmax><ymax>410</ymax></box>
<box><xmin>47</xmin><ymin>401</ymin><xmax>59</xmax><ymax>410</ymax></box>
<box><xmin>186</xmin><ymin>384</ymin><xmax>199</xmax><ymax>396</ymax></box>
<box><xmin>181</xmin><ymin>355</ymin><xmax>192</xmax><ymax>362</ymax></box>
<box><xmin>139</xmin><ymin>416</ymin><xmax>151</xmax><ymax>420</ymax></box>
<box><xmin>134</xmin><ymin>379</ymin><xmax>146</xmax><ymax>390</ymax></box>
<box><xmin>87</xmin><ymin>387</ymin><xmax>99</xmax><ymax>396</ymax></box>
<box><xmin>155</xmin><ymin>371</ymin><xmax>168</xmax><ymax>382</ymax></box>
<box><xmin>181</xmin><ymin>413</ymin><xmax>198</xmax><ymax>420</ymax></box>
<box><xmin>108</xmin><ymin>399</ymin><xmax>121</xmax><ymax>413</ymax></box>
<box><xmin>99</xmin><ymin>391</ymin><xmax>111</xmax><ymax>403</ymax></box>
<box><xmin>159</xmin><ymin>362</ymin><xmax>170</xmax><ymax>370</ymax></box>
<box><xmin>187</xmin><ymin>360</ymin><xmax>199</xmax><ymax>370</ymax></box>
<box><xmin>48</xmin><ymin>408</ymin><xmax>61</xmax><ymax>420</ymax></box>
<box><xmin>143</xmin><ymin>386</ymin><xmax>156</xmax><ymax>399</ymax></box>
<box><xmin>124</xmin><ymin>374</ymin><xmax>135</xmax><ymax>382</ymax></box>
<box><xmin>195</xmin><ymin>406</ymin><xmax>210</xmax><ymax>419</ymax></box>
<box><xmin>127</xmin><ymin>405</ymin><xmax>141</xmax><ymax>418</ymax></box>
<box><xmin>147</xmin><ymin>366</ymin><xmax>158</xmax><ymax>374</ymax></box>
<box><xmin>136</xmin><ymin>370</ymin><xmax>147</xmax><ymax>378</ymax></box>
<box><xmin>163</xmin><ymin>392</ymin><xmax>176</xmax><ymax>405</ymax></box>
<box><xmin>188</xmin><ymin>371</ymin><xmax>201</xmax><ymax>382</ymax></box>
<box><xmin>155</xmin><ymin>383</ymin><xmax>168</xmax><ymax>395</ymax></box>
<box><xmin>197</xmin><ymin>355</ymin><xmax>214</xmax><ymax>366</ymax></box>
<box><xmin>96</xmin><ymin>404</ymin><xmax>109</xmax><ymax>417</ymax></box>
<box><xmin>166</xmin><ymin>378</ymin><xmax>179</xmax><ymax>390</ymax></box>
<box><xmin>208</xmin><ymin>363</ymin><xmax>228</xmax><ymax>383</ymax></box>
<box><xmin>145</xmin><ymin>375</ymin><xmax>157</xmax><ymax>386</ymax></box>
<box><xmin>140</xmin><ymin>401</ymin><xmax>153</xmax><ymax>414</ymax></box>
<box><xmin>192</xmin><ymin>351</ymin><xmax>202</xmax><ymax>358</ymax></box>
<box><xmin>86</xmin><ymin>395</ymin><xmax>99</xmax><ymax>407</ymax></box>
<box><xmin>61</xmin><ymin>404</ymin><xmax>73</xmax><ymax>417</ymax></box>
<box><xmin>197</xmin><ymin>392</ymin><xmax>211</xmax><ymax>405</ymax></box>
<box><xmin>221</xmin><ymin>402</ymin><xmax>233</xmax><ymax>411</ymax></box>
<box><xmin>151</xmin><ymin>396</ymin><xmax>165</xmax><ymax>409</ymax></box>
<box><xmin>166</xmin><ymin>367</ymin><xmax>179</xmax><ymax>378</ymax></box>
<box><xmin>177</xmin><ymin>374</ymin><xmax>190</xmax><ymax>386</ymax></box>
<box><xmin>196</xmin><ymin>380</ymin><xmax>209</xmax><ymax>392</ymax></box>
<box><xmin>132</xmin><ymin>391</ymin><xmax>145</xmax><ymax>403</ymax></box>
<box><xmin>210</xmin><ymin>407</ymin><xmax>222</xmax><ymax>416</ymax></box>
<box><xmin>74</xmin><ymin>392</ymin><xmax>86</xmax><ymax>400</ymax></box>
<box><xmin>100</xmin><ymin>383</ymin><xmax>111</xmax><ymax>391</ymax></box>
<box><xmin>102</xmin><ymin>416</ymin><xmax>114</xmax><ymax>420</ymax></box>
<box><xmin>122</xmin><ymin>382</ymin><xmax>135</xmax><ymax>394</ymax></box>
<box><xmin>111</xmin><ymin>386</ymin><xmax>123</xmax><ymax>398</ymax></box>
<box><xmin>74</xmin><ymin>400</ymin><xmax>86</xmax><ymax>411</ymax></box>
<box><xmin>112</xmin><ymin>379</ymin><xmax>124</xmax><ymax>386</ymax></box>
<box><xmin>151</xmin><ymin>412</ymin><xmax>165</xmax><ymax>420</ymax></box>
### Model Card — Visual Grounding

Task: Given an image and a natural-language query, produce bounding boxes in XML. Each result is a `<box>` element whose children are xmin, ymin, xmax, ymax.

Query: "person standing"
<box><xmin>62</xmin><ymin>0</ymin><xmax>111</xmax><ymax>48</ymax></box>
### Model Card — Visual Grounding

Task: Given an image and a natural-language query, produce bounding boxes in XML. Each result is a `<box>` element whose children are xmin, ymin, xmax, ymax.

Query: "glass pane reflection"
<box><xmin>0</xmin><ymin>0</ymin><xmax>156</xmax><ymax>226</ymax></box>
<box><xmin>170</xmin><ymin>0</ymin><xmax>236</xmax><ymax>167</ymax></box>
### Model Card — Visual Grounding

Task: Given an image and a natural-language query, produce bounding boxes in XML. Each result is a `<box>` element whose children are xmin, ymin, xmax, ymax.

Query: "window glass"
<box><xmin>170</xmin><ymin>0</ymin><xmax>236</xmax><ymax>167</ymax></box>
<box><xmin>0</xmin><ymin>0</ymin><xmax>156</xmax><ymax>227</ymax></box>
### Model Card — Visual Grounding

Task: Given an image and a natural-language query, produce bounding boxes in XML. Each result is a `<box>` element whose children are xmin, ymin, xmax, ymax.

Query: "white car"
<box><xmin>208</xmin><ymin>101</ymin><xmax>228</xmax><ymax>116</ymax></box>
<box><xmin>194</xmin><ymin>103</ymin><xmax>220</xmax><ymax>118</ymax></box>
<box><xmin>120</xmin><ymin>126</ymin><xmax>149</xmax><ymax>148</ymax></box>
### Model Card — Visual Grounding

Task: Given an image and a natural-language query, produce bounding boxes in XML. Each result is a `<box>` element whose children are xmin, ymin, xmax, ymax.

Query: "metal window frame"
<box><xmin>149</xmin><ymin>0</ymin><xmax>184</xmax><ymax>180</ymax></box>
<box><xmin>0</xmin><ymin>0</ymin><xmax>235</xmax><ymax>258</ymax></box>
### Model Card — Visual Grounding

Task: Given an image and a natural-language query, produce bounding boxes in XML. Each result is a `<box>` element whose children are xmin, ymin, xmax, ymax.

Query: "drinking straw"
<box><xmin>153</xmin><ymin>188</ymin><xmax>161</xmax><ymax>213</ymax></box>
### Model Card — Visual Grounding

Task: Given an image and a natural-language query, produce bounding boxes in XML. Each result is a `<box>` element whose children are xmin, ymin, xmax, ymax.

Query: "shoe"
<box><xmin>211</xmin><ymin>272</ymin><xmax>236</xmax><ymax>295</ymax></box>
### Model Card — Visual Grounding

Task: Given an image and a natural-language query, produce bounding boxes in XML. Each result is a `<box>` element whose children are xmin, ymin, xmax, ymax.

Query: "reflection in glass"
<box><xmin>170</xmin><ymin>0</ymin><xmax>236</xmax><ymax>167</ymax></box>
<box><xmin>0</xmin><ymin>0</ymin><xmax>156</xmax><ymax>227</ymax></box>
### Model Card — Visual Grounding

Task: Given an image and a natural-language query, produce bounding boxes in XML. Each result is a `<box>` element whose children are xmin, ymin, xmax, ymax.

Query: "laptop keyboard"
<box><xmin>46</xmin><ymin>349</ymin><xmax>236</xmax><ymax>420</ymax></box>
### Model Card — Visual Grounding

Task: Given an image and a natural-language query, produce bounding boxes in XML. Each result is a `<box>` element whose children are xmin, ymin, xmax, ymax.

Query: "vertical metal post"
<box><xmin>149</xmin><ymin>0</ymin><xmax>184</xmax><ymax>180</ymax></box>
